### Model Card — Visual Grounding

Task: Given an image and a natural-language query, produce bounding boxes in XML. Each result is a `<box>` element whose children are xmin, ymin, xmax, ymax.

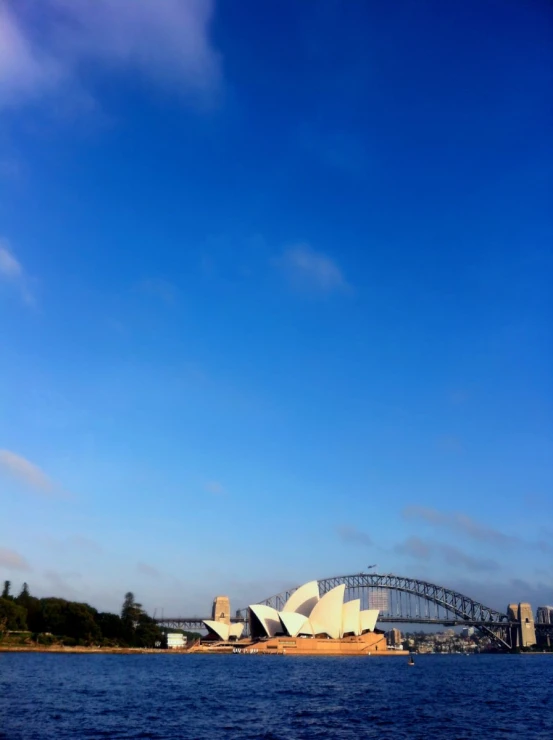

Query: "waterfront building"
<box><xmin>201</xmin><ymin>581</ymin><xmax>407</xmax><ymax>655</ymax></box>
<box><xmin>166</xmin><ymin>633</ymin><xmax>187</xmax><ymax>649</ymax></box>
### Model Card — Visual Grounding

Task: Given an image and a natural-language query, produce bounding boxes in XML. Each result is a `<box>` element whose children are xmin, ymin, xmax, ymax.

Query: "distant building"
<box><xmin>388</xmin><ymin>628</ymin><xmax>402</xmax><ymax>646</ymax></box>
<box><xmin>166</xmin><ymin>633</ymin><xmax>187</xmax><ymax>649</ymax></box>
<box><xmin>537</xmin><ymin>606</ymin><xmax>553</xmax><ymax>625</ymax></box>
<box><xmin>201</xmin><ymin>581</ymin><xmax>399</xmax><ymax>655</ymax></box>
<box><xmin>461</xmin><ymin>627</ymin><xmax>475</xmax><ymax>638</ymax></box>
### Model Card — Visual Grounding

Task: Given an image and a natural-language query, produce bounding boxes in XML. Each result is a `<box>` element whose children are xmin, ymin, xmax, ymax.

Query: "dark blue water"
<box><xmin>1</xmin><ymin>653</ymin><xmax>552</xmax><ymax>739</ymax></box>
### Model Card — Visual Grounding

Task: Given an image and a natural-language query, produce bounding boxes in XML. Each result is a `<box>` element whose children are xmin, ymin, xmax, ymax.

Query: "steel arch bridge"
<box><xmin>234</xmin><ymin>573</ymin><xmax>514</xmax><ymax>649</ymax></box>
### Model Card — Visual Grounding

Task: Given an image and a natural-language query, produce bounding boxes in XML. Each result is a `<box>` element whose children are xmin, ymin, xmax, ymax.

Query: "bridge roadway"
<box><xmin>154</xmin><ymin>616</ymin><xmax>525</xmax><ymax>630</ymax></box>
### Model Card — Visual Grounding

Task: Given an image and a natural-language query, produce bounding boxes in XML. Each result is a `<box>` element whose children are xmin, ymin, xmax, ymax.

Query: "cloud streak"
<box><xmin>0</xmin><ymin>449</ymin><xmax>60</xmax><ymax>496</ymax></box>
<box><xmin>0</xmin><ymin>240</ymin><xmax>34</xmax><ymax>304</ymax></box>
<box><xmin>204</xmin><ymin>480</ymin><xmax>226</xmax><ymax>495</ymax></box>
<box><xmin>277</xmin><ymin>245</ymin><xmax>350</xmax><ymax>293</ymax></box>
<box><xmin>42</xmin><ymin>535</ymin><xmax>102</xmax><ymax>554</ymax></box>
<box><xmin>336</xmin><ymin>525</ymin><xmax>372</xmax><ymax>547</ymax></box>
<box><xmin>137</xmin><ymin>278</ymin><xmax>178</xmax><ymax>306</ymax></box>
<box><xmin>0</xmin><ymin>547</ymin><xmax>30</xmax><ymax>571</ymax></box>
<box><xmin>402</xmin><ymin>506</ymin><xmax>518</xmax><ymax>546</ymax></box>
<box><xmin>395</xmin><ymin>536</ymin><xmax>499</xmax><ymax>572</ymax></box>
<box><xmin>0</xmin><ymin>0</ymin><xmax>220</xmax><ymax>109</ymax></box>
<box><xmin>137</xmin><ymin>562</ymin><xmax>161</xmax><ymax>578</ymax></box>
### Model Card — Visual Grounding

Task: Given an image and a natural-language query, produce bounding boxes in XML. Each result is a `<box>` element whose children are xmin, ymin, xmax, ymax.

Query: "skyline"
<box><xmin>1</xmin><ymin>0</ymin><xmax>552</xmax><ymax>616</ymax></box>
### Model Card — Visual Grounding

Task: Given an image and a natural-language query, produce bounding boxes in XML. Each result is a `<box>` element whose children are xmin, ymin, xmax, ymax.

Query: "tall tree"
<box><xmin>121</xmin><ymin>592</ymin><xmax>143</xmax><ymax>644</ymax></box>
<box><xmin>15</xmin><ymin>584</ymin><xmax>41</xmax><ymax>631</ymax></box>
<box><xmin>121</xmin><ymin>592</ymin><xmax>142</xmax><ymax>624</ymax></box>
<box><xmin>1</xmin><ymin>581</ymin><xmax>10</xmax><ymax>599</ymax></box>
<box><xmin>134</xmin><ymin>612</ymin><xmax>163</xmax><ymax>648</ymax></box>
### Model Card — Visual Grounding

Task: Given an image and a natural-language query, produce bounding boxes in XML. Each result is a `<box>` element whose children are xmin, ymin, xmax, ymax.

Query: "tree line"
<box><xmin>0</xmin><ymin>580</ymin><xmax>164</xmax><ymax>648</ymax></box>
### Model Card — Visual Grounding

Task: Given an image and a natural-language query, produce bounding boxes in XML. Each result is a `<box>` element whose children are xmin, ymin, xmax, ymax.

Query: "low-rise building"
<box><xmin>166</xmin><ymin>633</ymin><xmax>187</xmax><ymax>649</ymax></box>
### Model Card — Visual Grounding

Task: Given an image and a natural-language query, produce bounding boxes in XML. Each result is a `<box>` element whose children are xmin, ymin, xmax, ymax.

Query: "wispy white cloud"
<box><xmin>336</xmin><ymin>525</ymin><xmax>372</xmax><ymax>547</ymax></box>
<box><xmin>0</xmin><ymin>157</ymin><xmax>24</xmax><ymax>179</ymax></box>
<box><xmin>0</xmin><ymin>239</ymin><xmax>34</xmax><ymax>304</ymax></box>
<box><xmin>402</xmin><ymin>506</ymin><xmax>518</xmax><ymax>546</ymax></box>
<box><xmin>394</xmin><ymin>536</ymin><xmax>500</xmax><ymax>572</ymax></box>
<box><xmin>299</xmin><ymin>126</ymin><xmax>370</xmax><ymax>174</ymax></box>
<box><xmin>42</xmin><ymin>535</ymin><xmax>102</xmax><ymax>554</ymax></box>
<box><xmin>436</xmin><ymin>434</ymin><xmax>464</xmax><ymax>454</ymax></box>
<box><xmin>136</xmin><ymin>562</ymin><xmax>161</xmax><ymax>578</ymax></box>
<box><xmin>69</xmin><ymin>535</ymin><xmax>102</xmax><ymax>554</ymax></box>
<box><xmin>450</xmin><ymin>389</ymin><xmax>470</xmax><ymax>405</ymax></box>
<box><xmin>396</xmin><ymin>535</ymin><xmax>432</xmax><ymax>560</ymax></box>
<box><xmin>0</xmin><ymin>546</ymin><xmax>30</xmax><ymax>571</ymax></box>
<box><xmin>0</xmin><ymin>0</ymin><xmax>220</xmax><ymax>109</ymax></box>
<box><xmin>43</xmin><ymin>569</ymin><xmax>81</xmax><ymax>597</ymax></box>
<box><xmin>277</xmin><ymin>244</ymin><xmax>350</xmax><ymax>293</ymax></box>
<box><xmin>0</xmin><ymin>241</ymin><xmax>22</xmax><ymax>278</ymax></box>
<box><xmin>204</xmin><ymin>480</ymin><xmax>226</xmax><ymax>495</ymax></box>
<box><xmin>0</xmin><ymin>449</ymin><xmax>60</xmax><ymax>496</ymax></box>
<box><xmin>0</xmin><ymin>3</ymin><xmax>64</xmax><ymax>107</ymax></box>
<box><xmin>136</xmin><ymin>278</ymin><xmax>178</xmax><ymax>306</ymax></box>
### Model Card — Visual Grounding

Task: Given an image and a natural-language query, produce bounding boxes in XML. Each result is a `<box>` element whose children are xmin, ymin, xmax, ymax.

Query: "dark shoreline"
<box><xmin>0</xmin><ymin>646</ymin><xmax>176</xmax><ymax>654</ymax></box>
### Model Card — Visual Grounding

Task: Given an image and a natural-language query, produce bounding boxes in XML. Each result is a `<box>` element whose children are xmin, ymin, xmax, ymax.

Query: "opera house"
<box><xmin>201</xmin><ymin>581</ymin><xmax>404</xmax><ymax>655</ymax></box>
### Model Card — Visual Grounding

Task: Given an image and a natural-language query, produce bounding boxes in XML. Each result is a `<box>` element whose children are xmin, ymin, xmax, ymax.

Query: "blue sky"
<box><xmin>0</xmin><ymin>0</ymin><xmax>551</xmax><ymax>616</ymax></box>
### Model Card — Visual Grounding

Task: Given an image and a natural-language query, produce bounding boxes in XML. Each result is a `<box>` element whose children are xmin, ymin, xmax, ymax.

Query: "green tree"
<box><xmin>121</xmin><ymin>592</ymin><xmax>142</xmax><ymax>623</ymax></box>
<box><xmin>120</xmin><ymin>592</ymin><xmax>162</xmax><ymax>647</ymax></box>
<box><xmin>1</xmin><ymin>581</ymin><xmax>11</xmax><ymax>599</ymax></box>
<box><xmin>0</xmin><ymin>598</ymin><xmax>28</xmax><ymax>630</ymax></box>
<box><xmin>121</xmin><ymin>592</ymin><xmax>143</xmax><ymax>643</ymax></box>
<box><xmin>96</xmin><ymin>612</ymin><xmax>125</xmax><ymax>643</ymax></box>
<box><xmin>40</xmin><ymin>598</ymin><xmax>101</xmax><ymax>644</ymax></box>
<box><xmin>16</xmin><ymin>583</ymin><xmax>33</xmax><ymax>611</ymax></box>
<box><xmin>134</xmin><ymin>612</ymin><xmax>163</xmax><ymax>648</ymax></box>
<box><xmin>15</xmin><ymin>583</ymin><xmax>41</xmax><ymax>631</ymax></box>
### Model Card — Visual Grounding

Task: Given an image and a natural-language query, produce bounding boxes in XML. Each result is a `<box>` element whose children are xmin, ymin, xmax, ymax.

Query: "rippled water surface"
<box><xmin>1</xmin><ymin>653</ymin><xmax>552</xmax><ymax>739</ymax></box>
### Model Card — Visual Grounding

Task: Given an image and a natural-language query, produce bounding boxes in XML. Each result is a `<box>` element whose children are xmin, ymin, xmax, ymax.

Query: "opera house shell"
<box><xmin>203</xmin><ymin>581</ymin><xmax>398</xmax><ymax>655</ymax></box>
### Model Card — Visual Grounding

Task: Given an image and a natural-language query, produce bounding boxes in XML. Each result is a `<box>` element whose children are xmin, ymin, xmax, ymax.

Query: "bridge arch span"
<box><xmin>235</xmin><ymin>573</ymin><xmax>512</xmax><ymax>649</ymax></box>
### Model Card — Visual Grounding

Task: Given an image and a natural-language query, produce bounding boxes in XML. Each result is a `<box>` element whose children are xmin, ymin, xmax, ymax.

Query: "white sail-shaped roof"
<box><xmin>297</xmin><ymin>620</ymin><xmax>315</xmax><ymax>636</ymax></box>
<box><xmin>282</xmin><ymin>580</ymin><xmax>320</xmax><ymax>617</ymax></box>
<box><xmin>229</xmin><ymin>622</ymin><xmax>244</xmax><ymax>640</ymax></box>
<box><xmin>308</xmin><ymin>584</ymin><xmax>345</xmax><ymax>639</ymax></box>
<box><xmin>279</xmin><ymin>611</ymin><xmax>308</xmax><ymax>637</ymax></box>
<box><xmin>249</xmin><ymin>604</ymin><xmax>282</xmax><ymax>637</ymax></box>
<box><xmin>359</xmin><ymin>609</ymin><xmax>379</xmax><ymax>633</ymax></box>
<box><xmin>203</xmin><ymin>620</ymin><xmax>230</xmax><ymax>641</ymax></box>
<box><xmin>342</xmin><ymin>599</ymin><xmax>361</xmax><ymax>636</ymax></box>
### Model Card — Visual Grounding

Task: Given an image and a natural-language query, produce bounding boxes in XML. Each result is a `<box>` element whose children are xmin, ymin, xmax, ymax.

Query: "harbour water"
<box><xmin>1</xmin><ymin>653</ymin><xmax>552</xmax><ymax>739</ymax></box>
